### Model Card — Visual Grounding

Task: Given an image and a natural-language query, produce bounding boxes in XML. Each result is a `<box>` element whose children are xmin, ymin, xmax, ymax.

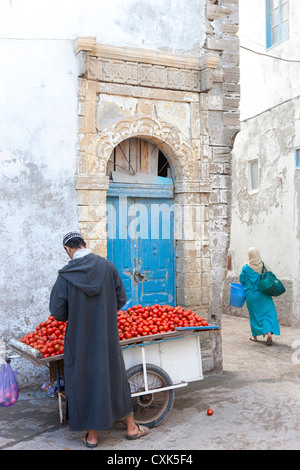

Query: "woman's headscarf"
<box><xmin>248</xmin><ymin>247</ymin><xmax>263</xmax><ymax>274</ymax></box>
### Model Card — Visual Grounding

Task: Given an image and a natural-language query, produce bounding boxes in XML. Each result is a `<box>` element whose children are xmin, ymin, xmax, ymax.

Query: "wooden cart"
<box><xmin>8</xmin><ymin>325</ymin><xmax>219</xmax><ymax>428</ymax></box>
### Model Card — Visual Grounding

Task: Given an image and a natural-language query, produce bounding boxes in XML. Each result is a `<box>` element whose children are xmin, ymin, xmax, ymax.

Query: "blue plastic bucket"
<box><xmin>229</xmin><ymin>283</ymin><xmax>246</xmax><ymax>308</ymax></box>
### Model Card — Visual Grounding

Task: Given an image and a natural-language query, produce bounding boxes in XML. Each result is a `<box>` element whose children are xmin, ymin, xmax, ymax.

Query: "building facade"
<box><xmin>0</xmin><ymin>0</ymin><xmax>240</xmax><ymax>386</ymax></box>
<box><xmin>224</xmin><ymin>0</ymin><xmax>300</xmax><ymax>326</ymax></box>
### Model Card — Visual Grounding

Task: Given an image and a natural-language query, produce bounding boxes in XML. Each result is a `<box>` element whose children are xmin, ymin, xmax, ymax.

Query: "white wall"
<box><xmin>0</xmin><ymin>0</ymin><xmax>206</xmax><ymax>53</ymax></box>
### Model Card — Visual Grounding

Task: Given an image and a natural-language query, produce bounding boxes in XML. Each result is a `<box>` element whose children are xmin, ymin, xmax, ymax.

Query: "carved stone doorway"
<box><xmin>74</xmin><ymin>37</ymin><xmax>222</xmax><ymax>318</ymax></box>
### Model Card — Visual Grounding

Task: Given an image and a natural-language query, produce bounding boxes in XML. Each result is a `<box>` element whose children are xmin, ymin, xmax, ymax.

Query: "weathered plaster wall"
<box><xmin>0</xmin><ymin>39</ymin><xmax>78</xmax><ymax>318</ymax></box>
<box><xmin>226</xmin><ymin>96</ymin><xmax>300</xmax><ymax>326</ymax></box>
<box><xmin>0</xmin><ymin>38</ymin><xmax>79</xmax><ymax>383</ymax></box>
<box><xmin>226</xmin><ymin>0</ymin><xmax>300</xmax><ymax>327</ymax></box>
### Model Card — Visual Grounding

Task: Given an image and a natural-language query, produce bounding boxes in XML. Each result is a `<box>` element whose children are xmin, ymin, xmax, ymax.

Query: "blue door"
<box><xmin>107</xmin><ymin>182</ymin><xmax>175</xmax><ymax>308</ymax></box>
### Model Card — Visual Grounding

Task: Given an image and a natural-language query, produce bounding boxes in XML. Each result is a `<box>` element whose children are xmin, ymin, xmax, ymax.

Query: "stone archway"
<box><xmin>79</xmin><ymin>111</ymin><xmax>196</xmax><ymax>183</ymax></box>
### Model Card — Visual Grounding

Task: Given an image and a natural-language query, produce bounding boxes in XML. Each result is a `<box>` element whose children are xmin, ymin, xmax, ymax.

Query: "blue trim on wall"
<box><xmin>107</xmin><ymin>181</ymin><xmax>174</xmax><ymax>198</ymax></box>
<box><xmin>295</xmin><ymin>148</ymin><xmax>300</xmax><ymax>169</ymax></box>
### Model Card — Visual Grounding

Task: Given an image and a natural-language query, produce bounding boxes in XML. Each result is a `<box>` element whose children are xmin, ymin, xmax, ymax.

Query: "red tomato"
<box><xmin>207</xmin><ymin>408</ymin><xmax>214</xmax><ymax>416</ymax></box>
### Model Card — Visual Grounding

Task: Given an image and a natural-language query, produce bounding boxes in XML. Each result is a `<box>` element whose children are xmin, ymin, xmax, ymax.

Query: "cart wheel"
<box><xmin>126</xmin><ymin>363</ymin><xmax>175</xmax><ymax>428</ymax></box>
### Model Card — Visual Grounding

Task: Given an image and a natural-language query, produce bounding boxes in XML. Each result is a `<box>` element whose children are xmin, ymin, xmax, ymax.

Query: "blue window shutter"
<box><xmin>266</xmin><ymin>0</ymin><xmax>272</xmax><ymax>48</ymax></box>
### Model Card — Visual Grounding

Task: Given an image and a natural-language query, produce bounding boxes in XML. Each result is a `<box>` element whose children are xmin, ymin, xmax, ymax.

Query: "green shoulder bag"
<box><xmin>258</xmin><ymin>263</ymin><xmax>286</xmax><ymax>297</ymax></box>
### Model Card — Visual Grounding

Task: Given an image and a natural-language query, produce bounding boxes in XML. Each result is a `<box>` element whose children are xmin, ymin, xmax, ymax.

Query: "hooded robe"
<box><xmin>49</xmin><ymin>252</ymin><xmax>133</xmax><ymax>431</ymax></box>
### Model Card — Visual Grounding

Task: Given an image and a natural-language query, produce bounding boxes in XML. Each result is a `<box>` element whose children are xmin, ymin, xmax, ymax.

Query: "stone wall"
<box><xmin>203</xmin><ymin>0</ymin><xmax>240</xmax><ymax>367</ymax></box>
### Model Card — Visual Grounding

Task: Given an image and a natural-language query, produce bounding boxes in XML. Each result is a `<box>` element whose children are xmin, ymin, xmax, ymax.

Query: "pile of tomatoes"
<box><xmin>19</xmin><ymin>305</ymin><xmax>211</xmax><ymax>356</ymax></box>
<box><xmin>19</xmin><ymin>316</ymin><xmax>67</xmax><ymax>359</ymax></box>
<box><xmin>117</xmin><ymin>304</ymin><xmax>210</xmax><ymax>341</ymax></box>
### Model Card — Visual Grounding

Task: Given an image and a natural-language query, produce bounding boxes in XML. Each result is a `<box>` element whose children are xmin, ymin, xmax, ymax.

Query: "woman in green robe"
<box><xmin>239</xmin><ymin>247</ymin><xmax>280</xmax><ymax>346</ymax></box>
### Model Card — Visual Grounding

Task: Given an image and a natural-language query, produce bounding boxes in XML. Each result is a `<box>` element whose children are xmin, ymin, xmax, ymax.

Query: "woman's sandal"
<box><xmin>249</xmin><ymin>337</ymin><xmax>257</xmax><ymax>342</ymax></box>
<box><xmin>266</xmin><ymin>337</ymin><xmax>273</xmax><ymax>346</ymax></box>
<box><xmin>81</xmin><ymin>433</ymin><xmax>98</xmax><ymax>448</ymax></box>
<box><xmin>126</xmin><ymin>423</ymin><xmax>149</xmax><ymax>440</ymax></box>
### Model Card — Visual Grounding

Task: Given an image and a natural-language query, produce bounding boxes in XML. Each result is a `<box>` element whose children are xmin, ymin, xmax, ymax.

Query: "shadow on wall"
<box><xmin>222</xmin><ymin>275</ymin><xmax>294</xmax><ymax>327</ymax></box>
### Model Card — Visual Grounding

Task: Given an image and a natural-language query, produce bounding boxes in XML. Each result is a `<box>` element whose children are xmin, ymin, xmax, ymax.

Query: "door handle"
<box><xmin>133</xmin><ymin>270</ymin><xmax>144</xmax><ymax>283</ymax></box>
<box><xmin>123</xmin><ymin>270</ymin><xmax>145</xmax><ymax>284</ymax></box>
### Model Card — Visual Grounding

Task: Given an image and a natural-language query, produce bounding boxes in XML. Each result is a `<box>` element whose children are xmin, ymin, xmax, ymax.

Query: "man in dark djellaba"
<box><xmin>49</xmin><ymin>231</ymin><xmax>149</xmax><ymax>448</ymax></box>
